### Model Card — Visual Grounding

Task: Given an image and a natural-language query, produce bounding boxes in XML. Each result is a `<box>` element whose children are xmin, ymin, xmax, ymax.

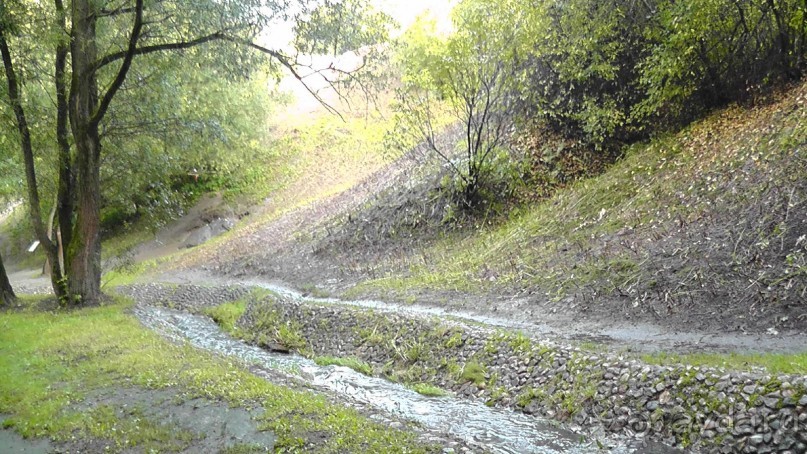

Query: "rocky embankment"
<box><xmin>120</xmin><ymin>283</ymin><xmax>807</xmax><ymax>453</ymax></box>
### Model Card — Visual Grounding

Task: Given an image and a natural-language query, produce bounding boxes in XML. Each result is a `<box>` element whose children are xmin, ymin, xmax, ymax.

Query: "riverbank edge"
<box><xmin>119</xmin><ymin>283</ymin><xmax>807</xmax><ymax>453</ymax></box>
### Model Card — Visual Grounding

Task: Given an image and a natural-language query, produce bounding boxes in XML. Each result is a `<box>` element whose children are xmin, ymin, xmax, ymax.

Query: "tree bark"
<box><xmin>0</xmin><ymin>250</ymin><xmax>15</xmax><ymax>306</ymax></box>
<box><xmin>67</xmin><ymin>0</ymin><xmax>103</xmax><ymax>305</ymax></box>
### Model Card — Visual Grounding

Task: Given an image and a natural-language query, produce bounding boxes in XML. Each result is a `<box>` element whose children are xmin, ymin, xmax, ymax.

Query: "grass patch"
<box><xmin>314</xmin><ymin>356</ymin><xmax>373</xmax><ymax>376</ymax></box>
<box><xmin>459</xmin><ymin>360</ymin><xmax>487</xmax><ymax>385</ymax></box>
<box><xmin>248</xmin><ymin>303</ymin><xmax>308</xmax><ymax>354</ymax></box>
<box><xmin>0</xmin><ymin>294</ymin><xmax>436</xmax><ymax>453</ymax></box>
<box><xmin>204</xmin><ymin>299</ymin><xmax>249</xmax><ymax>334</ymax></box>
<box><xmin>300</xmin><ymin>283</ymin><xmax>331</xmax><ymax>299</ymax></box>
<box><xmin>408</xmin><ymin>383</ymin><xmax>449</xmax><ymax>397</ymax></box>
<box><xmin>642</xmin><ymin>351</ymin><xmax>807</xmax><ymax>375</ymax></box>
<box><xmin>77</xmin><ymin>405</ymin><xmax>198</xmax><ymax>452</ymax></box>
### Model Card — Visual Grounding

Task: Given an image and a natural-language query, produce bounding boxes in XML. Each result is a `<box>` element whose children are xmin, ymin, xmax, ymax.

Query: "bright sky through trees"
<box><xmin>276</xmin><ymin>0</ymin><xmax>456</xmax><ymax>113</ymax></box>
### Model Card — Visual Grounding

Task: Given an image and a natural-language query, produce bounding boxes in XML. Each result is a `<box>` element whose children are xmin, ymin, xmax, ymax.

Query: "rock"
<box><xmin>182</xmin><ymin>224</ymin><xmax>213</xmax><ymax>248</ymax></box>
<box><xmin>761</xmin><ymin>397</ymin><xmax>780</xmax><ymax>409</ymax></box>
<box><xmin>646</xmin><ymin>400</ymin><xmax>659</xmax><ymax>411</ymax></box>
<box><xmin>749</xmin><ymin>434</ymin><xmax>764</xmax><ymax>445</ymax></box>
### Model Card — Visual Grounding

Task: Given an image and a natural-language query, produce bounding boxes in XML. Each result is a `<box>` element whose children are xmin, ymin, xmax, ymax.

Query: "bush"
<box><xmin>511</xmin><ymin>0</ymin><xmax>806</xmax><ymax>147</ymax></box>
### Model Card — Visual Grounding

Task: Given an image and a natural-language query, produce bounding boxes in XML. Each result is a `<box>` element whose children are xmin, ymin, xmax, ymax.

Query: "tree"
<box><xmin>0</xmin><ymin>249</ymin><xmax>14</xmax><ymax>306</ymax></box>
<box><xmin>0</xmin><ymin>0</ymin><xmax>390</xmax><ymax>305</ymax></box>
<box><xmin>390</xmin><ymin>2</ymin><xmax>521</xmax><ymax>206</ymax></box>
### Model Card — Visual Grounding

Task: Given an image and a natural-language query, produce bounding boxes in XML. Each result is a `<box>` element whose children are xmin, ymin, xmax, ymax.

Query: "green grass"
<box><xmin>642</xmin><ymin>351</ymin><xmax>807</xmax><ymax>375</ymax></box>
<box><xmin>408</xmin><ymin>383</ymin><xmax>450</xmax><ymax>397</ymax></box>
<box><xmin>314</xmin><ymin>356</ymin><xmax>373</xmax><ymax>376</ymax></box>
<box><xmin>204</xmin><ymin>299</ymin><xmax>249</xmax><ymax>334</ymax></box>
<box><xmin>0</xmin><ymin>295</ymin><xmax>436</xmax><ymax>453</ymax></box>
<box><xmin>459</xmin><ymin>360</ymin><xmax>487</xmax><ymax>385</ymax></box>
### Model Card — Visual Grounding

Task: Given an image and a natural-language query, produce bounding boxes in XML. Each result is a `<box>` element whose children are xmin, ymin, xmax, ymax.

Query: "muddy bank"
<box><xmin>120</xmin><ymin>283</ymin><xmax>807</xmax><ymax>453</ymax></box>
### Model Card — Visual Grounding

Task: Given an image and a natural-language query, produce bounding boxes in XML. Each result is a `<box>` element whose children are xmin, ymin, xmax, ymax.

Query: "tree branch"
<box><xmin>91</xmin><ymin>0</ymin><xmax>144</xmax><ymax>128</ymax></box>
<box><xmin>222</xmin><ymin>36</ymin><xmax>344</xmax><ymax>119</ymax></box>
<box><xmin>95</xmin><ymin>31</ymin><xmax>225</xmax><ymax>70</ymax></box>
<box><xmin>99</xmin><ymin>6</ymin><xmax>137</xmax><ymax>17</ymax></box>
<box><xmin>95</xmin><ymin>30</ymin><xmax>348</xmax><ymax>119</ymax></box>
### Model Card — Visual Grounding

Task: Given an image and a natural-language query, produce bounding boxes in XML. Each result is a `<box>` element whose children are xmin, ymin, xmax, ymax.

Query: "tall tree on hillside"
<box><xmin>0</xmin><ymin>250</ymin><xmax>14</xmax><ymax>306</ymax></box>
<box><xmin>0</xmin><ymin>0</ymin><xmax>390</xmax><ymax>305</ymax></box>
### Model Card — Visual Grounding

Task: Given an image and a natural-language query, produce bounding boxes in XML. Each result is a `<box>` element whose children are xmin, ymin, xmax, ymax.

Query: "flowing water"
<box><xmin>135</xmin><ymin>305</ymin><xmax>673</xmax><ymax>454</ymax></box>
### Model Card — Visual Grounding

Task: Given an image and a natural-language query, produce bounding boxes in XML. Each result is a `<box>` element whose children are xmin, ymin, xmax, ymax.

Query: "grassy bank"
<box><xmin>349</xmin><ymin>81</ymin><xmax>807</xmax><ymax>332</ymax></box>
<box><xmin>0</xmin><ymin>295</ymin><xmax>437</xmax><ymax>453</ymax></box>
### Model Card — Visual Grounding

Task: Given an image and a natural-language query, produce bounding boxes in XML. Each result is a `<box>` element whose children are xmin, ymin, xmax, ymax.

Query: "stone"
<box><xmin>761</xmin><ymin>397</ymin><xmax>780</xmax><ymax>409</ymax></box>
<box><xmin>748</xmin><ymin>434</ymin><xmax>765</xmax><ymax>445</ymax></box>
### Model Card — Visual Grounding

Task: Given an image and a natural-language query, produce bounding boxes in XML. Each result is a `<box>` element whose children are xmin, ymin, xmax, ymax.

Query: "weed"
<box><xmin>204</xmin><ymin>299</ymin><xmax>248</xmax><ymax>334</ymax></box>
<box><xmin>408</xmin><ymin>383</ymin><xmax>449</xmax><ymax>397</ymax></box>
<box><xmin>314</xmin><ymin>356</ymin><xmax>373</xmax><ymax>376</ymax></box>
<box><xmin>460</xmin><ymin>360</ymin><xmax>487</xmax><ymax>385</ymax></box>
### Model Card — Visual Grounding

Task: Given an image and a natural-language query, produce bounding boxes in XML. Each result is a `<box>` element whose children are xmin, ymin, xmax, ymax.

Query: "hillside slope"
<box><xmin>174</xmin><ymin>80</ymin><xmax>806</xmax><ymax>345</ymax></box>
<box><xmin>348</xmin><ymin>82</ymin><xmax>807</xmax><ymax>332</ymax></box>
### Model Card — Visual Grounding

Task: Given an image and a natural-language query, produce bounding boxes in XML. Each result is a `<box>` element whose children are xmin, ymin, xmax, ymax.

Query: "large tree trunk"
<box><xmin>67</xmin><ymin>134</ymin><xmax>102</xmax><ymax>304</ymax></box>
<box><xmin>0</xmin><ymin>250</ymin><xmax>15</xmax><ymax>306</ymax></box>
<box><xmin>67</xmin><ymin>0</ymin><xmax>103</xmax><ymax>305</ymax></box>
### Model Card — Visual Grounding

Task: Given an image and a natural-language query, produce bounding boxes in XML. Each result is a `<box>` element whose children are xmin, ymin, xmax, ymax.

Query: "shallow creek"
<box><xmin>134</xmin><ymin>304</ymin><xmax>674</xmax><ymax>453</ymax></box>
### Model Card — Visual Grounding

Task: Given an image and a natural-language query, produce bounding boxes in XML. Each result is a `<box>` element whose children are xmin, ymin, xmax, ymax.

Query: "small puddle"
<box><xmin>134</xmin><ymin>305</ymin><xmax>671</xmax><ymax>453</ymax></box>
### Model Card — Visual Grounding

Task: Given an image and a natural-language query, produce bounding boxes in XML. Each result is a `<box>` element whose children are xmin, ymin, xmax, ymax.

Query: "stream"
<box><xmin>134</xmin><ymin>304</ymin><xmax>669</xmax><ymax>454</ymax></box>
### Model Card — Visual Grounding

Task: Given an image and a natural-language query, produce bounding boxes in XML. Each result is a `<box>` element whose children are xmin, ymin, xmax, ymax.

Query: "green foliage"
<box><xmin>401</xmin><ymin>0</ymin><xmax>806</xmax><ymax>156</ymax></box>
<box><xmin>294</xmin><ymin>0</ymin><xmax>394</xmax><ymax>55</ymax></box>
<box><xmin>389</xmin><ymin>2</ymin><xmax>522</xmax><ymax>206</ymax></box>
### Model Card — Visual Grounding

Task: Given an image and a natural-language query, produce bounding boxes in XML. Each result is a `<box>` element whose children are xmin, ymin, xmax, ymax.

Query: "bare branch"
<box><xmin>222</xmin><ymin>35</ymin><xmax>345</xmax><ymax>119</ymax></box>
